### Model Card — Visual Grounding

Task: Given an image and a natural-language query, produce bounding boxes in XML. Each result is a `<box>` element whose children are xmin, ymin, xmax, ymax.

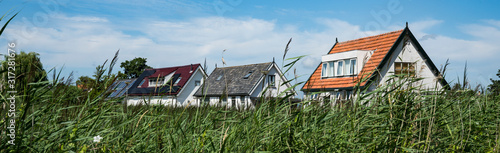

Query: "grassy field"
<box><xmin>1</xmin><ymin>64</ymin><xmax>499</xmax><ymax>152</ymax></box>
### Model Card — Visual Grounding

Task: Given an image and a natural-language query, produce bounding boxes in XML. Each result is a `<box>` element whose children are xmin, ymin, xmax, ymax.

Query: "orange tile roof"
<box><xmin>302</xmin><ymin>29</ymin><xmax>404</xmax><ymax>91</ymax></box>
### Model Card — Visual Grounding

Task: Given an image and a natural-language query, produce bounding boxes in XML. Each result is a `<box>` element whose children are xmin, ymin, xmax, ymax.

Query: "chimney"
<box><xmin>190</xmin><ymin>64</ymin><xmax>193</xmax><ymax>73</ymax></box>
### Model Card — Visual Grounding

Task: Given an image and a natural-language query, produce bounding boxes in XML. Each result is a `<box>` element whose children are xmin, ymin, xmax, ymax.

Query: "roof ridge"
<box><xmin>339</xmin><ymin>29</ymin><xmax>404</xmax><ymax>44</ymax></box>
<box><xmin>215</xmin><ymin>62</ymin><xmax>272</xmax><ymax>69</ymax></box>
<box><xmin>146</xmin><ymin>63</ymin><xmax>201</xmax><ymax>70</ymax></box>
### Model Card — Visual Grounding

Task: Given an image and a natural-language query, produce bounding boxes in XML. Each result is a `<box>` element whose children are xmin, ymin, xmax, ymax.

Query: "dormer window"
<box><xmin>322</xmin><ymin>58</ymin><xmax>357</xmax><ymax>78</ymax></box>
<box><xmin>243</xmin><ymin>71</ymin><xmax>252</xmax><ymax>79</ymax></box>
<box><xmin>149</xmin><ymin>78</ymin><xmax>165</xmax><ymax>87</ymax></box>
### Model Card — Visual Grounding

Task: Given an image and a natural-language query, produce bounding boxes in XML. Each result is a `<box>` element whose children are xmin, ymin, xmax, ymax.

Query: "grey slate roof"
<box><xmin>194</xmin><ymin>62</ymin><xmax>272</xmax><ymax>97</ymax></box>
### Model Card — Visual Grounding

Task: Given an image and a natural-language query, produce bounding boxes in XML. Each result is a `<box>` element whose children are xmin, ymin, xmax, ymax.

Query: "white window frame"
<box><xmin>174</xmin><ymin>77</ymin><xmax>182</xmax><ymax>86</ymax></box>
<box><xmin>321</xmin><ymin>63</ymin><xmax>328</xmax><ymax>77</ymax></box>
<box><xmin>336</xmin><ymin>60</ymin><xmax>343</xmax><ymax>76</ymax></box>
<box><xmin>268</xmin><ymin>75</ymin><xmax>276</xmax><ymax>87</ymax></box>
<box><xmin>149</xmin><ymin>78</ymin><xmax>165</xmax><ymax>87</ymax></box>
<box><xmin>328</xmin><ymin>61</ymin><xmax>335</xmax><ymax>77</ymax></box>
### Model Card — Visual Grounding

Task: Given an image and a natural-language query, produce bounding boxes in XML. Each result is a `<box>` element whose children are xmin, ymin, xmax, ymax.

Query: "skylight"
<box><xmin>216</xmin><ymin>75</ymin><xmax>223</xmax><ymax>81</ymax></box>
<box><xmin>174</xmin><ymin>77</ymin><xmax>182</xmax><ymax>85</ymax></box>
<box><xmin>243</xmin><ymin>71</ymin><xmax>252</xmax><ymax>79</ymax></box>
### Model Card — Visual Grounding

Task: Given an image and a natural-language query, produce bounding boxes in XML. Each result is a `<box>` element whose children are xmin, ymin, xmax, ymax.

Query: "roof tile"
<box><xmin>302</xmin><ymin>29</ymin><xmax>403</xmax><ymax>90</ymax></box>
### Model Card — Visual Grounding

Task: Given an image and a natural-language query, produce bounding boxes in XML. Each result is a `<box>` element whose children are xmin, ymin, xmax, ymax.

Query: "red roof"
<box><xmin>302</xmin><ymin>29</ymin><xmax>403</xmax><ymax>91</ymax></box>
<box><xmin>126</xmin><ymin>64</ymin><xmax>201</xmax><ymax>96</ymax></box>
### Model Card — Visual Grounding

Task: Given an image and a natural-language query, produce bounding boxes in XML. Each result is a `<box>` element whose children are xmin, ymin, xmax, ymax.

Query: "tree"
<box><xmin>75</xmin><ymin>76</ymin><xmax>95</xmax><ymax>90</ymax></box>
<box><xmin>2</xmin><ymin>51</ymin><xmax>48</xmax><ymax>94</ymax></box>
<box><xmin>488</xmin><ymin>69</ymin><xmax>500</xmax><ymax>95</ymax></box>
<box><xmin>118</xmin><ymin>57</ymin><xmax>152</xmax><ymax>79</ymax></box>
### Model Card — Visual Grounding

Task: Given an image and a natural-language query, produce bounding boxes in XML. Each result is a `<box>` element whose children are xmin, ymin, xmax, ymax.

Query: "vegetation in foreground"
<box><xmin>0</xmin><ymin>49</ymin><xmax>499</xmax><ymax>152</ymax></box>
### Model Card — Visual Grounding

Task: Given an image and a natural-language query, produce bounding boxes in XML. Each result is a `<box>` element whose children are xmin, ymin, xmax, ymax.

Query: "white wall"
<box><xmin>126</xmin><ymin>96</ymin><xmax>177</xmax><ymax>106</ymax></box>
<box><xmin>177</xmin><ymin>67</ymin><xmax>205</xmax><ymax>107</ymax></box>
<box><xmin>251</xmin><ymin>64</ymin><xmax>293</xmax><ymax>98</ymax></box>
<box><xmin>373</xmin><ymin>35</ymin><xmax>443</xmax><ymax>91</ymax></box>
<box><xmin>196</xmin><ymin>96</ymin><xmax>253</xmax><ymax>109</ymax></box>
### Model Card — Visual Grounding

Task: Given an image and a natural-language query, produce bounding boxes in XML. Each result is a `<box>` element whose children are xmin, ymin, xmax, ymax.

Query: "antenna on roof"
<box><xmin>273</xmin><ymin>57</ymin><xmax>275</xmax><ymax>63</ymax></box>
<box><xmin>204</xmin><ymin>58</ymin><xmax>207</xmax><ymax>71</ymax></box>
<box><xmin>406</xmin><ymin>22</ymin><xmax>408</xmax><ymax>28</ymax></box>
<box><xmin>215</xmin><ymin>63</ymin><xmax>217</xmax><ymax>68</ymax></box>
<box><xmin>335</xmin><ymin>37</ymin><xmax>338</xmax><ymax>43</ymax></box>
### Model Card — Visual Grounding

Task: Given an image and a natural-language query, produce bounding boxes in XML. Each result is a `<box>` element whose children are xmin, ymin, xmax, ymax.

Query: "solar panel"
<box><xmin>107</xmin><ymin>79</ymin><xmax>138</xmax><ymax>98</ymax></box>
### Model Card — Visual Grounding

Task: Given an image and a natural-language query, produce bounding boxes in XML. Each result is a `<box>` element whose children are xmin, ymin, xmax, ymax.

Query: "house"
<box><xmin>302</xmin><ymin>24</ymin><xmax>448</xmax><ymax>101</ymax></box>
<box><xmin>193</xmin><ymin>62</ymin><xmax>294</xmax><ymax>109</ymax></box>
<box><xmin>126</xmin><ymin>64</ymin><xmax>207</xmax><ymax>106</ymax></box>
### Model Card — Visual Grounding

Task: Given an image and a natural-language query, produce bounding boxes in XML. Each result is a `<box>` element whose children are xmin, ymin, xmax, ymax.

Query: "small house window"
<box><xmin>195</xmin><ymin>80</ymin><xmax>201</xmax><ymax>86</ymax></box>
<box><xmin>328</xmin><ymin>61</ymin><xmax>335</xmax><ymax>77</ymax></box>
<box><xmin>231</xmin><ymin>97</ymin><xmax>236</xmax><ymax>107</ymax></box>
<box><xmin>240</xmin><ymin>96</ymin><xmax>245</xmax><ymax>103</ymax></box>
<box><xmin>268</xmin><ymin>75</ymin><xmax>275</xmax><ymax>87</ymax></box>
<box><xmin>351</xmin><ymin>59</ymin><xmax>357</xmax><ymax>75</ymax></box>
<box><xmin>321</xmin><ymin>63</ymin><xmax>328</xmax><ymax>77</ymax></box>
<box><xmin>174</xmin><ymin>77</ymin><xmax>182</xmax><ymax>85</ymax></box>
<box><xmin>394</xmin><ymin>62</ymin><xmax>416</xmax><ymax>77</ymax></box>
<box><xmin>243</xmin><ymin>71</ymin><xmax>253</xmax><ymax>79</ymax></box>
<box><xmin>337</xmin><ymin>61</ymin><xmax>343</xmax><ymax>76</ymax></box>
<box><xmin>138</xmin><ymin>79</ymin><xmax>145</xmax><ymax>88</ymax></box>
<box><xmin>344</xmin><ymin>59</ymin><xmax>356</xmax><ymax>75</ymax></box>
<box><xmin>149</xmin><ymin>78</ymin><xmax>165</xmax><ymax>87</ymax></box>
<box><xmin>344</xmin><ymin>59</ymin><xmax>351</xmax><ymax>75</ymax></box>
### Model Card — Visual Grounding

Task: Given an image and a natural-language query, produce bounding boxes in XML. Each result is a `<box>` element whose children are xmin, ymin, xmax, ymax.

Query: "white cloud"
<box><xmin>2</xmin><ymin>14</ymin><xmax>499</xmax><ymax>87</ymax></box>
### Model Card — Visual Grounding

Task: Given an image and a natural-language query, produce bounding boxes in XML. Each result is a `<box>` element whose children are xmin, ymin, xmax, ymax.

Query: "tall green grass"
<box><xmin>1</xmin><ymin>45</ymin><xmax>499</xmax><ymax>152</ymax></box>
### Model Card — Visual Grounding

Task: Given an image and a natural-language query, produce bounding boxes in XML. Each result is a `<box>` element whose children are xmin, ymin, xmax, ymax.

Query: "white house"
<box><xmin>193</xmin><ymin>62</ymin><xmax>294</xmax><ymax>109</ymax></box>
<box><xmin>126</xmin><ymin>64</ymin><xmax>207</xmax><ymax>106</ymax></box>
<box><xmin>302</xmin><ymin>24</ymin><xmax>449</xmax><ymax>101</ymax></box>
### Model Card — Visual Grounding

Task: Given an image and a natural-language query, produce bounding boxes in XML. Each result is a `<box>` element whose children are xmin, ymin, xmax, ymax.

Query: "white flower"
<box><xmin>93</xmin><ymin>135</ymin><xmax>102</xmax><ymax>143</ymax></box>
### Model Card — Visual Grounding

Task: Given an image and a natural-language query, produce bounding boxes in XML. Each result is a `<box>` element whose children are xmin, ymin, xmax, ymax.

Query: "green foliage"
<box><xmin>75</xmin><ymin>76</ymin><xmax>94</xmax><ymax>90</ymax></box>
<box><xmin>488</xmin><ymin>69</ymin><xmax>500</xmax><ymax>95</ymax></box>
<box><xmin>118</xmin><ymin>57</ymin><xmax>152</xmax><ymax>79</ymax></box>
<box><xmin>1</xmin><ymin>51</ymin><xmax>48</xmax><ymax>94</ymax></box>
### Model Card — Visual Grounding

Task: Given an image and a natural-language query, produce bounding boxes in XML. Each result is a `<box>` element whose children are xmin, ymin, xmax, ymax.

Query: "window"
<box><xmin>344</xmin><ymin>59</ymin><xmax>356</xmax><ymax>75</ymax></box>
<box><xmin>344</xmin><ymin>59</ymin><xmax>351</xmax><ymax>75</ymax></box>
<box><xmin>351</xmin><ymin>59</ymin><xmax>357</xmax><ymax>75</ymax></box>
<box><xmin>328</xmin><ymin>61</ymin><xmax>335</xmax><ymax>76</ymax></box>
<box><xmin>216</xmin><ymin>75</ymin><xmax>223</xmax><ymax>81</ymax></box>
<box><xmin>321</xmin><ymin>63</ymin><xmax>328</xmax><ymax>77</ymax></box>
<box><xmin>222</xmin><ymin>97</ymin><xmax>227</xmax><ymax>103</ymax></box>
<box><xmin>337</xmin><ymin>61</ymin><xmax>343</xmax><ymax>76</ymax></box>
<box><xmin>324</xmin><ymin>58</ymin><xmax>356</xmax><ymax>77</ymax></box>
<box><xmin>231</xmin><ymin>97</ymin><xmax>236</xmax><ymax>107</ymax></box>
<box><xmin>243</xmin><ymin>71</ymin><xmax>253</xmax><ymax>79</ymax></box>
<box><xmin>240</xmin><ymin>96</ymin><xmax>245</xmax><ymax>103</ymax></box>
<box><xmin>203</xmin><ymin>97</ymin><xmax>210</xmax><ymax>104</ymax></box>
<box><xmin>268</xmin><ymin>75</ymin><xmax>276</xmax><ymax>87</ymax></box>
<box><xmin>195</xmin><ymin>80</ymin><xmax>201</xmax><ymax>86</ymax></box>
<box><xmin>394</xmin><ymin>62</ymin><xmax>416</xmax><ymax>77</ymax></box>
<box><xmin>149</xmin><ymin>78</ymin><xmax>165</xmax><ymax>87</ymax></box>
<box><xmin>174</xmin><ymin>77</ymin><xmax>182</xmax><ymax>86</ymax></box>
<box><xmin>137</xmin><ymin>79</ymin><xmax>145</xmax><ymax>88</ymax></box>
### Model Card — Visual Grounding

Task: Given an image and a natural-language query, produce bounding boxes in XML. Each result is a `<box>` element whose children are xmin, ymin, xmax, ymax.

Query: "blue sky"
<box><xmin>1</xmin><ymin>0</ymin><xmax>500</xmax><ymax>92</ymax></box>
